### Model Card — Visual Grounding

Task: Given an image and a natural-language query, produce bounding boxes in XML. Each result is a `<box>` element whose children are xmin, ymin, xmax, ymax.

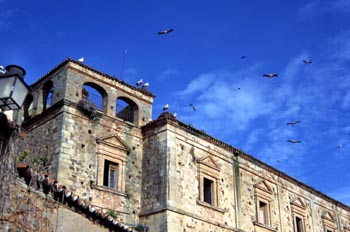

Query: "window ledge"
<box><xmin>91</xmin><ymin>185</ymin><xmax>127</xmax><ymax>197</ymax></box>
<box><xmin>196</xmin><ymin>200</ymin><xmax>226</xmax><ymax>213</ymax></box>
<box><xmin>253</xmin><ymin>221</ymin><xmax>277</xmax><ymax>232</ymax></box>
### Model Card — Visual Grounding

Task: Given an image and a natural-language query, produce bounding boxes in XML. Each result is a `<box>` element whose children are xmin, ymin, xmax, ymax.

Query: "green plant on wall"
<box><xmin>32</xmin><ymin>157</ymin><xmax>47</xmax><ymax>167</ymax></box>
<box><xmin>106</xmin><ymin>208</ymin><xmax>118</xmax><ymax>218</ymax></box>
<box><xmin>16</xmin><ymin>150</ymin><xmax>29</xmax><ymax>163</ymax></box>
<box><xmin>134</xmin><ymin>224</ymin><xmax>146</xmax><ymax>232</ymax></box>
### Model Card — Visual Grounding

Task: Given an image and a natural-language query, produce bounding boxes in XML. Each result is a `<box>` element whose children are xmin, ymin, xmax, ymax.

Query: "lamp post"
<box><xmin>0</xmin><ymin>64</ymin><xmax>29</xmax><ymax>218</ymax></box>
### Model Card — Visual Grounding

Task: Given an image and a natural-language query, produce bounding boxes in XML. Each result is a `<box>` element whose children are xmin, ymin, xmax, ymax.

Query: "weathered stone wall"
<box><xmin>0</xmin><ymin>179</ymin><xmax>118</xmax><ymax>232</ymax></box>
<box><xmin>141</xmin><ymin>117</ymin><xmax>350</xmax><ymax>232</ymax></box>
<box><xmin>237</xmin><ymin>155</ymin><xmax>350</xmax><ymax>232</ymax></box>
<box><xmin>141</xmin><ymin>121</ymin><xmax>238</xmax><ymax>231</ymax></box>
<box><xmin>141</xmin><ymin>126</ymin><xmax>168</xmax><ymax>214</ymax></box>
<box><xmin>16</xmin><ymin>108</ymin><xmax>64</xmax><ymax>180</ymax></box>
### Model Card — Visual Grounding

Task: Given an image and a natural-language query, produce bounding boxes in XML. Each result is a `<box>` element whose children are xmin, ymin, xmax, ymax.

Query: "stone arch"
<box><xmin>82</xmin><ymin>82</ymin><xmax>108</xmax><ymax>112</ymax></box>
<box><xmin>42</xmin><ymin>81</ymin><xmax>53</xmax><ymax>110</ymax></box>
<box><xmin>115</xmin><ymin>96</ymin><xmax>138</xmax><ymax>124</ymax></box>
<box><xmin>22</xmin><ymin>93</ymin><xmax>34</xmax><ymax>120</ymax></box>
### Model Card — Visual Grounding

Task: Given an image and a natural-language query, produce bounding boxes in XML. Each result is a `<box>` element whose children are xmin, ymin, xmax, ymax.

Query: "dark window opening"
<box><xmin>103</xmin><ymin>160</ymin><xmax>119</xmax><ymax>190</ymax></box>
<box><xmin>203</xmin><ymin>177</ymin><xmax>213</xmax><ymax>205</ymax></box>
<box><xmin>295</xmin><ymin>216</ymin><xmax>304</xmax><ymax>232</ymax></box>
<box><xmin>82</xmin><ymin>83</ymin><xmax>107</xmax><ymax>112</ymax></box>
<box><xmin>258</xmin><ymin>201</ymin><xmax>269</xmax><ymax>225</ymax></box>
<box><xmin>116</xmin><ymin>97</ymin><xmax>138</xmax><ymax>124</ymax></box>
<box><xmin>23</xmin><ymin>94</ymin><xmax>34</xmax><ymax>120</ymax></box>
<box><xmin>43</xmin><ymin>81</ymin><xmax>53</xmax><ymax>110</ymax></box>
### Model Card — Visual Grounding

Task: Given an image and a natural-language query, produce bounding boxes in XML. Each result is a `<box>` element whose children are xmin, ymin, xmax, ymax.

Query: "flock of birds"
<box><xmin>76</xmin><ymin>27</ymin><xmax>342</xmax><ymax>150</ymax></box>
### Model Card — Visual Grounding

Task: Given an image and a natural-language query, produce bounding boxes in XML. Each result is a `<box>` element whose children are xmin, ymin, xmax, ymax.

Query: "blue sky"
<box><xmin>1</xmin><ymin>1</ymin><xmax>350</xmax><ymax>205</ymax></box>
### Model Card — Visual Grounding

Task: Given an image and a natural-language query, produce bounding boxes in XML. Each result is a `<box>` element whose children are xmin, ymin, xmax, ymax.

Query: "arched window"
<box><xmin>42</xmin><ymin>81</ymin><xmax>53</xmax><ymax>110</ymax></box>
<box><xmin>82</xmin><ymin>82</ymin><xmax>107</xmax><ymax>112</ymax></box>
<box><xmin>116</xmin><ymin>97</ymin><xmax>138</xmax><ymax>124</ymax></box>
<box><xmin>23</xmin><ymin>94</ymin><xmax>34</xmax><ymax>120</ymax></box>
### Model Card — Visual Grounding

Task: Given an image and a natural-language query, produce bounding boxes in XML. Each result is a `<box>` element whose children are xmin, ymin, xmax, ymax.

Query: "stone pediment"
<box><xmin>254</xmin><ymin>180</ymin><xmax>273</xmax><ymax>194</ymax></box>
<box><xmin>197</xmin><ymin>155</ymin><xmax>220</xmax><ymax>171</ymax></box>
<box><xmin>96</xmin><ymin>134</ymin><xmax>129</xmax><ymax>152</ymax></box>
<box><xmin>321</xmin><ymin>210</ymin><xmax>335</xmax><ymax>222</ymax></box>
<box><xmin>291</xmin><ymin>196</ymin><xmax>307</xmax><ymax>210</ymax></box>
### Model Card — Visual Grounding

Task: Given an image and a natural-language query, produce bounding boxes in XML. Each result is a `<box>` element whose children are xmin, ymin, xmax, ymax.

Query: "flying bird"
<box><xmin>302</xmin><ymin>59</ymin><xmax>312</xmax><ymax>64</ymax></box>
<box><xmin>78</xmin><ymin>57</ymin><xmax>84</xmax><ymax>62</ymax></box>
<box><xmin>136</xmin><ymin>79</ymin><xmax>143</xmax><ymax>86</ymax></box>
<box><xmin>286</xmin><ymin>120</ymin><xmax>301</xmax><ymax>125</ymax></box>
<box><xmin>189</xmin><ymin>103</ymin><xmax>196</xmax><ymax>111</ymax></box>
<box><xmin>163</xmin><ymin>104</ymin><xmax>169</xmax><ymax>111</ymax></box>
<box><xmin>287</xmin><ymin>139</ymin><xmax>302</xmax><ymax>144</ymax></box>
<box><xmin>241</xmin><ymin>56</ymin><xmax>247</xmax><ymax>59</ymax></box>
<box><xmin>337</xmin><ymin>144</ymin><xmax>343</xmax><ymax>149</ymax></box>
<box><xmin>158</xmin><ymin>28</ymin><xmax>173</xmax><ymax>35</ymax></box>
<box><xmin>263</xmin><ymin>73</ymin><xmax>278</xmax><ymax>78</ymax></box>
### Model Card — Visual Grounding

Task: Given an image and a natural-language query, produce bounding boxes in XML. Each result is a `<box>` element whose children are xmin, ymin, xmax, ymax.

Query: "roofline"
<box><xmin>30</xmin><ymin>58</ymin><xmax>155</xmax><ymax>98</ymax></box>
<box><xmin>142</xmin><ymin>112</ymin><xmax>350</xmax><ymax>212</ymax></box>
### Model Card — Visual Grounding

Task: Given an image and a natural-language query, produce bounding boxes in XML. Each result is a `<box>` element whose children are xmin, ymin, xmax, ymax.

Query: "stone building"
<box><xmin>15</xmin><ymin>58</ymin><xmax>350</xmax><ymax>232</ymax></box>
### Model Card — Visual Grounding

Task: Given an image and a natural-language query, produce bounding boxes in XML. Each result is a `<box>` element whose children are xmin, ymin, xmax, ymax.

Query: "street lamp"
<box><xmin>0</xmin><ymin>65</ymin><xmax>30</xmax><ymax>111</ymax></box>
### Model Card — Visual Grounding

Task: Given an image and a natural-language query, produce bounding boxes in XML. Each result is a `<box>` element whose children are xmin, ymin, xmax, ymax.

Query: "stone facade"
<box><xmin>15</xmin><ymin>59</ymin><xmax>350</xmax><ymax>232</ymax></box>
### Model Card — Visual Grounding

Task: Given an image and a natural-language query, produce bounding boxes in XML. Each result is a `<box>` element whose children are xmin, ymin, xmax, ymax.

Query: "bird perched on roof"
<box><xmin>0</xmin><ymin>65</ymin><xmax>6</xmax><ymax>74</ymax></box>
<box><xmin>136</xmin><ymin>78</ymin><xmax>143</xmax><ymax>86</ymax></box>
<box><xmin>78</xmin><ymin>57</ymin><xmax>84</xmax><ymax>62</ymax></box>
<box><xmin>142</xmin><ymin>82</ymin><xmax>149</xmax><ymax>88</ymax></box>
<box><xmin>286</xmin><ymin>120</ymin><xmax>301</xmax><ymax>125</ymax></box>
<box><xmin>163</xmin><ymin>104</ymin><xmax>169</xmax><ymax>111</ymax></box>
<box><xmin>189</xmin><ymin>103</ymin><xmax>196</xmax><ymax>111</ymax></box>
<box><xmin>302</xmin><ymin>59</ymin><xmax>312</xmax><ymax>64</ymax></box>
<box><xmin>287</xmin><ymin>139</ymin><xmax>302</xmax><ymax>143</ymax></box>
<box><xmin>263</xmin><ymin>73</ymin><xmax>278</xmax><ymax>78</ymax></box>
<box><xmin>158</xmin><ymin>28</ymin><xmax>173</xmax><ymax>35</ymax></box>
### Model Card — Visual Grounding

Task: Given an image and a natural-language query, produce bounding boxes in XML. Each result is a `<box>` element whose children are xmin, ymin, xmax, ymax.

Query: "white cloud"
<box><xmin>157</xmin><ymin>68</ymin><xmax>179</xmax><ymax>82</ymax></box>
<box><xmin>299</xmin><ymin>0</ymin><xmax>350</xmax><ymax>20</ymax></box>
<box><xmin>0</xmin><ymin>9</ymin><xmax>15</xmax><ymax>30</ymax></box>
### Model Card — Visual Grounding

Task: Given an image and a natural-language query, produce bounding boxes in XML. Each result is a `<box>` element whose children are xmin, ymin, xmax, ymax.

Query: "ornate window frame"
<box><xmin>321</xmin><ymin>210</ymin><xmax>336</xmax><ymax>232</ymax></box>
<box><xmin>290</xmin><ymin>197</ymin><xmax>307</xmax><ymax>232</ymax></box>
<box><xmin>254</xmin><ymin>180</ymin><xmax>273</xmax><ymax>227</ymax></box>
<box><xmin>95</xmin><ymin>134</ymin><xmax>129</xmax><ymax>193</ymax></box>
<box><xmin>197</xmin><ymin>155</ymin><xmax>220</xmax><ymax>208</ymax></box>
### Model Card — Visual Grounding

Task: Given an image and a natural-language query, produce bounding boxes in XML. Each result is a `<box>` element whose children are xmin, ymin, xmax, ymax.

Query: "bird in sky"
<box><xmin>263</xmin><ymin>73</ymin><xmax>278</xmax><ymax>78</ymax></box>
<box><xmin>136</xmin><ymin>79</ymin><xmax>143</xmax><ymax>86</ymax></box>
<box><xmin>287</xmin><ymin>139</ymin><xmax>302</xmax><ymax>144</ymax></box>
<box><xmin>241</xmin><ymin>55</ymin><xmax>247</xmax><ymax>59</ymax></box>
<box><xmin>286</xmin><ymin>120</ymin><xmax>301</xmax><ymax>125</ymax></box>
<box><xmin>303</xmin><ymin>59</ymin><xmax>312</xmax><ymax>64</ymax></box>
<box><xmin>163</xmin><ymin>104</ymin><xmax>169</xmax><ymax>111</ymax></box>
<box><xmin>189</xmin><ymin>103</ymin><xmax>196</xmax><ymax>111</ymax></box>
<box><xmin>337</xmin><ymin>144</ymin><xmax>343</xmax><ymax>149</ymax></box>
<box><xmin>78</xmin><ymin>57</ymin><xmax>84</xmax><ymax>62</ymax></box>
<box><xmin>158</xmin><ymin>28</ymin><xmax>173</xmax><ymax>35</ymax></box>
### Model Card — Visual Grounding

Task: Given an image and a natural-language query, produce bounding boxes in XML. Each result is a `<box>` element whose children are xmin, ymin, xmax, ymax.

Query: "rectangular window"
<box><xmin>203</xmin><ymin>177</ymin><xmax>213</xmax><ymax>205</ymax></box>
<box><xmin>103</xmin><ymin>160</ymin><xmax>119</xmax><ymax>190</ymax></box>
<box><xmin>258</xmin><ymin>201</ymin><xmax>269</xmax><ymax>225</ymax></box>
<box><xmin>295</xmin><ymin>216</ymin><xmax>304</xmax><ymax>232</ymax></box>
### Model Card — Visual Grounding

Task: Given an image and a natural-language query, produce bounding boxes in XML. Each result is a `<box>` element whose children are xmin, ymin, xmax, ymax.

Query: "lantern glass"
<box><xmin>0</xmin><ymin>74</ymin><xmax>29</xmax><ymax>111</ymax></box>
